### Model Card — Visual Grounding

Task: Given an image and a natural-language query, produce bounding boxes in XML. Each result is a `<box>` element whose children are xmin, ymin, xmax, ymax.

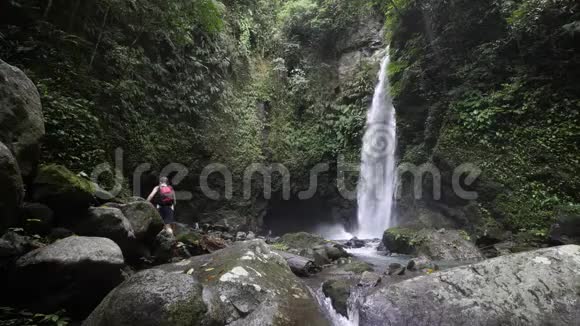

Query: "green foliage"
<box><xmin>0</xmin><ymin>307</ymin><xmax>70</xmax><ymax>326</ymax></box>
<box><xmin>389</xmin><ymin>0</ymin><xmax>580</xmax><ymax>238</ymax></box>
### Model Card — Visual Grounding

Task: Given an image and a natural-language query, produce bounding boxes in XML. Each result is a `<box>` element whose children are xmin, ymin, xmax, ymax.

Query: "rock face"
<box><xmin>0</xmin><ymin>59</ymin><xmax>44</xmax><ymax>179</ymax></box>
<box><xmin>359</xmin><ymin>245</ymin><xmax>580</xmax><ymax>326</ymax></box>
<box><xmin>3</xmin><ymin>236</ymin><xmax>124</xmax><ymax>318</ymax></box>
<box><xmin>85</xmin><ymin>240</ymin><xmax>328</xmax><ymax>326</ymax></box>
<box><xmin>383</xmin><ymin>227</ymin><xmax>483</xmax><ymax>261</ymax></box>
<box><xmin>33</xmin><ymin>164</ymin><xmax>95</xmax><ymax>220</ymax></box>
<box><xmin>0</xmin><ymin>142</ymin><xmax>24</xmax><ymax>231</ymax></box>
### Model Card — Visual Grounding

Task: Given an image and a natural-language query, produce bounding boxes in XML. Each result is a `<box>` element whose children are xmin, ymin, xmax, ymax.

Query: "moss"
<box><xmin>35</xmin><ymin>164</ymin><xmax>95</xmax><ymax>195</ymax></box>
<box><xmin>278</xmin><ymin>232</ymin><xmax>326</xmax><ymax>250</ymax></box>
<box><xmin>176</xmin><ymin>232</ymin><xmax>202</xmax><ymax>245</ymax></box>
<box><xmin>343</xmin><ymin>260</ymin><xmax>373</xmax><ymax>274</ymax></box>
<box><xmin>270</xmin><ymin>243</ymin><xmax>289</xmax><ymax>251</ymax></box>
<box><xmin>382</xmin><ymin>227</ymin><xmax>426</xmax><ymax>254</ymax></box>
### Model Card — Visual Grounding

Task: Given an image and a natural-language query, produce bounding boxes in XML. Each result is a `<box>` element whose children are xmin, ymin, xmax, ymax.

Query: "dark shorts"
<box><xmin>158</xmin><ymin>205</ymin><xmax>175</xmax><ymax>224</ymax></box>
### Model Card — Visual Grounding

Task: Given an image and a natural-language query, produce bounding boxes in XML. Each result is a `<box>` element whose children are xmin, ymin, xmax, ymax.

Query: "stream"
<box><xmin>304</xmin><ymin>240</ymin><xmax>410</xmax><ymax>326</ymax></box>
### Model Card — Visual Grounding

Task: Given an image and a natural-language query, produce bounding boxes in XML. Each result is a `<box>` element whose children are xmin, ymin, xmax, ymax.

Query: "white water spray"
<box><xmin>356</xmin><ymin>52</ymin><xmax>397</xmax><ymax>239</ymax></box>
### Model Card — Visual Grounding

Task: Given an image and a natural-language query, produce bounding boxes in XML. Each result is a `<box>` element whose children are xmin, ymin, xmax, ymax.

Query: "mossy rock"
<box><xmin>383</xmin><ymin>227</ymin><xmax>483</xmax><ymax>261</ymax></box>
<box><xmin>278</xmin><ymin>232</ymin><xmax>327</xmax><ymax>250</ymax></box>
<box><xmin>342</xmin><ymin>260</ymin><xmax>374</xmax><ymax>274</ymax></box>
<box><xmin>382</xmin><ymin>227</ymin><xmax>425</xmax><ymax>255</ymax></box>
<box><xmin>32</xmin><ymin>164</ymin><xmax>95</xmax><ymax>221</ymax></box>
<box><xmin>322</xmin><ymin>279</ymin><xmax>351</xmax><ymax>317</ymax></box>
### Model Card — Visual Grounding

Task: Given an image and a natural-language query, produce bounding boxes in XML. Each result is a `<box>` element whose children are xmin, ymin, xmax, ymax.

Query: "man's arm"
<box><xmin>146</xmin><ymin>186</ymin><xmax>159</xmax><ymax>202</ymax></box>
<box><xmin>171</xmin><ymin>188</ymin><xmax>176</xmax><ymax>211</ymax></box>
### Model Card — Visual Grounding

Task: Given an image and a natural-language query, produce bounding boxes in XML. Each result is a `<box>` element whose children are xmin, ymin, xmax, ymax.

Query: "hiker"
<box><xmin>147</xmin><ymin>176</ymin><xmax>176</xmax><ymax>234</ymax></box>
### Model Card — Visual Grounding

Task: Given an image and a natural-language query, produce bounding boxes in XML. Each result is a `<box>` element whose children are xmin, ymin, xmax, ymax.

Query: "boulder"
<box><xmin>358</xmin><ymin>271</ymin><xmax>381</xmax><ymax>287</ymax></box>
<box><xmin>345</xmin><ymin>237</ymin><xmax>365</xmax><ymax>248</ymax></box>
<box><xmin>73</xmin><ymin>207</ymin><xmax>138</xmax><ymax>260</ymax></box>
<box><xmin>20</xmin><ymin>202</ymin><xmax>54</xmax><ymax>235</ymax></box>
<box><xmin>0</xmin><ymin>59</ymin><xmax>44</xmax><ymax>179</ymax></box>
<box><xmin>549</xmin><ymin>205</ymin><xmax>580</xmax><ymax>245</ymax></box>
<box><xmin>151</xmin><ymin>229</ymin><xmax>177</xmax><ymax>264</ymax></box>
<box><xmin>359</xmin><ymin>245</ymin><xmax>580</xmax><ymax>326</ymax></box>
<box><xmin>0</xmin><ymin>230</ymin><xmax>43</xmax><ymax>259</ymax></box>
<box><xmin>236</xmin><ymin>231</ymin><xmax>246</xmax><ymax>241</ymax></box>
<box><xmin>246</xmin><ymin>231</ymin><xmax>256</xmax><ymax>240</ymax></box>
<box><xmin>3</xmin><ymin>236</ymin><xmax>124</xmax><ymax>318</ymax></box>
<box><xmin>322</xmin><ymin>279</ymin><xmax>351</xmax><ymax>317</ymax></box>
<box><xmin>387</xmin><ymin>262</ymin><xmax>406</xmax><ymax>276</ymax></box>
<box><xmin>406</xmin><ymin>256</ymin><xmax>436</xmax><ymax>271</ymax></box>
<box><xmin>47</xmin><ymin>227</ymin><xmax>74</xmax><ymax>241</ymax></box>
<box><xmin>0</xmin><ymin>142</ymin><xmax>24</xmax><ymax>231</ymax></box>
<box><xmin>83</xmin><ymin>268</ymin><xmax>206</xmax><ymax>326</ymax></box>
<box><xmin>84</xmin><ymin>240</ymin><xmax>328</xmax><ymax>326</ymax></box>
<box><xmin>325</xmin><ymin>243</ymin><xmax>349</xmax><ymax>260</ymax></box>
<box><xmin>115</xmin><ymin>200</ymin><xmax>164</xmax><ymax>242</ymax></box>
<box><xmin>32</xmin><ymin>164</ymin><xmax>95</xmax><ymax>221</ymax></box>
<box><xmin>383</xmin><ymin>227</ymin><xmax>483</xmax><ymax>261</ymax></box>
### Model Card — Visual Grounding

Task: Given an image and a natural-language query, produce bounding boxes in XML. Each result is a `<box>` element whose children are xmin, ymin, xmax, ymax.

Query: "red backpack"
<box><xmin>158</xmin><ymin>185</ymin><xmax>175</xmax><ymax>205</ymax></box>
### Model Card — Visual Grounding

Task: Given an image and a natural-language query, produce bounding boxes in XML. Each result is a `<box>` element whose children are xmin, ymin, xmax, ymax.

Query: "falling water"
<box><xmin>356</xmin><ymin>52</ymin><xmax>397</xmax><ymax>239</ymax></box>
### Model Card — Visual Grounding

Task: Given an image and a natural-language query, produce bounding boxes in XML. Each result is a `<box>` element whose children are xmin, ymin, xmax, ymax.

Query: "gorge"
<box><xmin>0</xmin><ymin>0</ymin><xmax>579</xmax><ymax>325</ymax></box>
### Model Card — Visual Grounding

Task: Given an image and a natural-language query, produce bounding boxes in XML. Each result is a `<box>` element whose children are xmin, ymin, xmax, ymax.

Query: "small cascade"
<box><xmin>356</xmin><ymin>51</ymin><xmax>397</xmax><ymax>239</ymax></box>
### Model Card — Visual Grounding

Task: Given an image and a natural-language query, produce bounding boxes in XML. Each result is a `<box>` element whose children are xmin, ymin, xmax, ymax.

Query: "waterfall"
<box><xmin>356</xmin><ymin>52</ymin><xmax>397</xmax><ymax>239</ymax></box>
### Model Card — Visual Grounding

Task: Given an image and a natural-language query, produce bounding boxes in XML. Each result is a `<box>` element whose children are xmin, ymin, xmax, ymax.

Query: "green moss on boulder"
<box><xmin>32</xmin><ymin>164</ymin><xmax>95</xmax><ymax>221</ymax></box>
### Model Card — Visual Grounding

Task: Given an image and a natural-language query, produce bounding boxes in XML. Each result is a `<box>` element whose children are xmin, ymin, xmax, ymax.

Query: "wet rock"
<box><xmin>312</xmin><ymin>245</ymin><xmax>331</xmax><ymax>265</ymax></box>
<box><xmin>406</xmin><ymin>256</ymin><xmax>435</xmax><ymax>271</ymax></box>
<box><xmin>84</xmin><ymin>240</ymin><xmax>328</xmax><ymax>325</ymax></box>
<box><xmin>236</xmin><ymin>231</ymin><xmax>246</xmax><ymax>241</ymax></box>
<box><xmin>387</xmin><ymin>263</ymin><xmax>406</xmax><ymax>276</ymax></box>
<box><xmin>360</xmin><ymin>245</ymin><xmax>580</xmax><ymax>326</ymax></box>
<box><xmin>325</xmin><ymin>243</ymin><xmax>349</xmax><ymax>260</ymax></box>
<box><xmin>246</xmin><ymin>231</ymin><xmax>256</xmax><ymax>240</ymax></box>
<box><xmin>0</xmin><ymin>59</ymin><xmax>45</xmax><ymax>179</ymax></box>
<box><xmin>32</xmin><ymin>164</ymin><xmax>95</xmax><ymax>221</ymax></box>
<box><xmin>383</xmin><ymin>227</ymin><xmax>483</xmax><ymax>261</ymax></box>
<box><xmin>20</xmin><ymin>202</ymin><xmax>54</xmax><ymax>235</ymax></box>
<box><xmin>4</xmin><ymin>236</ymin><xmax>124</xmax><ymax>319</ymax></box>
<box><xmin>322</xmin><ymin>279</ymin><xmax>351</xmax><ymax>317</ymax></box>
<box><xmin>345</xmin><ymin>237</ymin><xmax>365</xmax><ymax>248</ymax></box>
<box><xmin>358</xmin><ymin>271</ymin><xmax>381</xmax><ymax>287</ymax></box>
<box><xmin>0</xmin><ymin>142</ymin><xmax>24</xmax><ymax>231</ymax></box>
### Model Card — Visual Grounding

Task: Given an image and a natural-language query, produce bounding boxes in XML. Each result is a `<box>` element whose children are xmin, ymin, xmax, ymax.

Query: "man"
<box><xmin>147</xmin><ymin>177</ymin><xmax>176</xmax><ymax>234</ymax></box>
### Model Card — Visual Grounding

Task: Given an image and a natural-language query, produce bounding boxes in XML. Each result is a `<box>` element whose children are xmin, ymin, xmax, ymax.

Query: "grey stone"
<box><xmin>358</xmin><ymin>271</ymin><xmax>381</xmax><ymax>287</ymax></box>
<box><xmin>235</xmin><ymin>231</ymin><xmax>246</xmax><ymax>241</ymax></box>
<box><xmin>0</xmin><ymin>142</ymin><xmax>24</xmax><ymax>230</ymax></box>
<box><xmin>7</xmin><ymin>236</ymin><xmax>124</xmax><ymax>318</ymax></box>
<box><xmin>0</xmin><ymin>59</ymin><xmax>44</xmax><ymax>178</ymax></box>
<box><xmin>20</xmin><ymin>202</ymin><xmax>54</xmax><ymax>235</ymax></box>
<box><xmin>360</xmin><ymin>245</ymin><xmax>580</xmax><ymax>326</ymax></box>
<box><xmin>84</xmin><ymin>239</ymin><xmax>328</xmax><ymax>326</ymax></box>
<box><xmin>73</xmin><ymin>207</ymin><xmax>137</xmax><ymax>260</ymax></box>
<box><xmin>322</xmin><ymin>279</ymin><xmax>351</xmax><ymax>317</ymax></box>
<box><xmin>116</xmin><ymin>200</ymin><xmax>164</xmax><ymax>242</ymax></box>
